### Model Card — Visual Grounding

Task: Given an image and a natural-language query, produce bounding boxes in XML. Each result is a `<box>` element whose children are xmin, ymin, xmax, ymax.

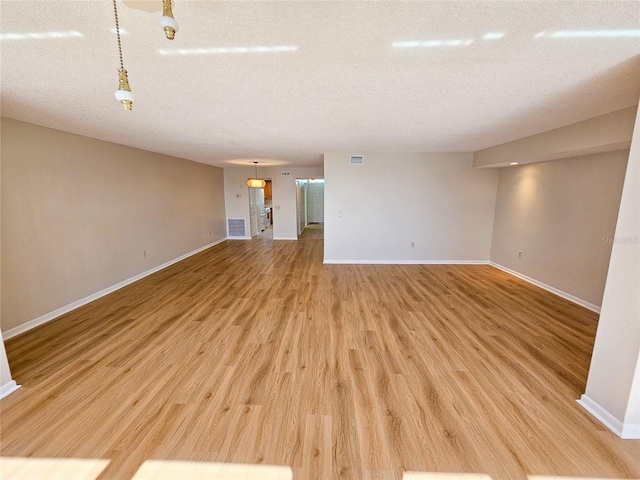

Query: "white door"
<box><xmin>307</xmin><ymin>181</ymin><xmax>324</xmax><ymax>223</ymax></box>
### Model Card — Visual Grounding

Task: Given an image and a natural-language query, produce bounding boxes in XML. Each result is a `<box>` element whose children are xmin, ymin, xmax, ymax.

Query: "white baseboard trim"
<box><xmin>323</xmin><ymin>259</ymin><xmax>490</xmax><ymax>265</ymax></box>
<box><xmin>3</xmin><ymin>238</ymin><xmax>227</xmax><ymax>340</ymax></box>
<box><xmin>489</xmin><ymin>262</ymin><xmax>600</xmax><ymax>313</ymax></box>
<box><xmin>577</xmin><ymin>395</ymin><xmax>640</xmax><ymax>439</ymax></box>
<box><xmin>273</xmin><ymin>237</ymin><xmax>298</xmax><ymax>241</ymax></box>
<box><xmin>226</xmin><ymin>236</ymin><xmax>251</xmax><ymax>240</ymax></box>
<box><xmin>0</xmin><ymin>380</ymin><xmax>21</xmax><ymax>400</ymax></box>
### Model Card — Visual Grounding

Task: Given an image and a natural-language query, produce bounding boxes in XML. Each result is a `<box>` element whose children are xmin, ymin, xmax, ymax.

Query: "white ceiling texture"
<box><xmin>1</xmin><ymin>0</ymin><xmax>639</xmax><ymax>168</ymax></box>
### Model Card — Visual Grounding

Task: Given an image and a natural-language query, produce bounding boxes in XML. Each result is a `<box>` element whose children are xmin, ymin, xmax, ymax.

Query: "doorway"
<box><xmin>307</xmin><ymin>180</ymin><xmax>324</xmax><ymax>223</ymax></box>
<box><xmin>248</xmin><ymin>179</ymin><xmax>272</xmax><ymax>238</ymax></box>
<box><xmin>296</xmin><ymin>178</ymin><xmax>324</xmax><ymax>236</ymax></box>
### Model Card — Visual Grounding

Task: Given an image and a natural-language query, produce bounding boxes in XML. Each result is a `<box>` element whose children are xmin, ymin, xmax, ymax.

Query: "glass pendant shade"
<box><xmin>247</xmin><ymin>178</ymin><xmax>266</xmax><ymax>188</ymax></box>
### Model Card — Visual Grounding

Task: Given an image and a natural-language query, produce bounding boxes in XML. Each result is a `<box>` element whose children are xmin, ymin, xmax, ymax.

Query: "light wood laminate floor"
<box><xmin>2</xmin><ymin>226</ymin><xmax>639</xmax><ymax>479</ymax></box>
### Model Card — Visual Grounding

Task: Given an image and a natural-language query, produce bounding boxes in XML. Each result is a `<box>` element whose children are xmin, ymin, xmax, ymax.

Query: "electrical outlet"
<box><xmin>142</xmin><ymin>250</ymin><xmax>147</xmax><ymax>257</ymax></box>
<box><xmin>411</xmin><ymin>242</ymin><xmax>415</xmax><ymax>248</ymax></box>
<box><xmin>518</xmin><ymin>250</ymin><xmax>523</xmax><ymax>259</ymax></box>
<box><xmin>208</xmin><ymin>229</ymin><xmax>211</xmax><ymax>235</ymax></box>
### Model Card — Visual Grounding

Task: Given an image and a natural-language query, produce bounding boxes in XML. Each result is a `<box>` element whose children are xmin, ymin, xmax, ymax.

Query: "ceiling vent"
<box><xmin>350</xmin><ymin>155</ymin><xmax>364</xmax><ymax>165</ymax></box>
<box><xmin>227</xmin><ymin>218</ymin><xmax>246</xmax><ymax>237</ymax></box>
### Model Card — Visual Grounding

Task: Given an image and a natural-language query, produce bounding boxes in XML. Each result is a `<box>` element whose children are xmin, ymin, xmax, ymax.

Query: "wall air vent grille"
<box><xmin>227</xmin><ymin>218</ymin><xmax>246</xmax><ymax>237</ymax></box>
<box><xmin>350</xmin><ymin>155</ymin><xmax>364</xmax><ymax>165</ymax></box>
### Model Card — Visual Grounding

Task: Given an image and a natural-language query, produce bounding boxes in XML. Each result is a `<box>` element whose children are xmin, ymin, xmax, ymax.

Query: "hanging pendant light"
<box><xmin>247</xmin><ymin>162</ymin><xmax>266</xmax><ymax>188</ymax></box>
<box><xmin>161</xmin><ymin>0</ymin><xmax>179</xmax><ymax>40</ymax></box>
<box><xmin>113</xmin><ymin>0</ymin><xmax>134</xmax><ymax>110</ymax></box>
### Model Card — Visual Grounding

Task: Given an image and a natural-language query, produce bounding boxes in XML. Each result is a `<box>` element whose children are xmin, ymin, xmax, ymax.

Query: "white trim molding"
<box><xmin>0</xmin><ymin>381</ymin><xmax>20</xmax><ymax>400</ymax></box>
<box><xmin>578</xmin><ymin>395</ymin><xmax>640</xmax><ymax>439</ymax></box>
<box><xmin>226</xmin><ymin>236</ymin><xmax>251</xmax><ymax>240</ymax></box>
<box><xmin>323</xmin><ymin>260</ymin><xmax>490</xmax><ymax>265</ymax></box>
<box><xmin>489</xmin><ymin>262</ymin><xmax>600</xmax><ymax>313</ymax></box>
<box><xmin>273</xmin><ymin>237</ymin><xmax>298</xmax><ymax>241</ymax></box>
<box><xmin>3</xmin><ymin>238</ymin><xmax>227</xmax><ymax>340</ymax></box>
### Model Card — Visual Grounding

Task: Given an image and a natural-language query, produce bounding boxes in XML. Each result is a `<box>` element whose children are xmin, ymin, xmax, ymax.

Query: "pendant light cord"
<box><xmin>112</xmin><ymin>0</ymin><xmax>124</xmax><ymax>69</ymax></box>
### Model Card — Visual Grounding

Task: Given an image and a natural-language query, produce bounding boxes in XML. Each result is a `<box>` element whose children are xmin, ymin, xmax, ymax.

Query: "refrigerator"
<box><xmin>249</xmin><ymin>187</ymin><xmax>266</xmax><ymax>236</ymax></box>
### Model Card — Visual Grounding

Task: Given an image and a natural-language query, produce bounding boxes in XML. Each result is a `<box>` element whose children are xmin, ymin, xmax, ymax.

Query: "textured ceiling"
<box><xmin>1</xmin><ymin>1</ymin><xmax>639</xmax><ymax>168</ymax></box>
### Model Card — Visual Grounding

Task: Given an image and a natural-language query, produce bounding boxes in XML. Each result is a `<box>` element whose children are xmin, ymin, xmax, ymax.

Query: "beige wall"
<box><xmin>473</xmin><ymin>107</ymin><xmax>636</xmax><ymax>168</ymax></box>
<box><xmin>1</xmin><ymin>118</ymin><xmax>226</xmax><ymax>332</ymax></box>
<box><xmin>324</xmin><ymin>152</ymin><xmax>499</xmax><ymax>263</ymax></box>
<box><xmin>490</xmin><ymin>150</ymin><xmax>628</xmax><ymax>307</ymax></box>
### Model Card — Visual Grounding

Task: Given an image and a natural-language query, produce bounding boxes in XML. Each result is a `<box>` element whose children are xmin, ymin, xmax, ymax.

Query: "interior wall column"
<box><xmin>0</xmin><ymin>332</ymin><xmax>20</xmax><ymax>399</ymax></box>
<box><xmin>580</xmin><ymin>100</ymin><xmax>640</xmax><ymax>439</ymax></box>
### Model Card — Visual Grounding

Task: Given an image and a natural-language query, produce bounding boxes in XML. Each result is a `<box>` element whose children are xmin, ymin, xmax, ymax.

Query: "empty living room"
<box><xmin>1</xmin><ymin>1</ymin><xmax>639</xmax><ymax>479</ymax></box>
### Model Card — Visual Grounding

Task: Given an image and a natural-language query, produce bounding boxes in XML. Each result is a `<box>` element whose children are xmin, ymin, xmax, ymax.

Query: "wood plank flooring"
<box><xmin>2</xmin><ymin>225</ymin><xmax>639</xmax><ymax>480</ymax></box>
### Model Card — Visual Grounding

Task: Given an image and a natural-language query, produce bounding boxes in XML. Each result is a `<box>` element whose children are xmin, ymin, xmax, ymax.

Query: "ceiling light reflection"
<box><xmin>535</xmin><ymin>30</ymin><xmax>640</xmax><ymax>38</ymax></box>
<box><xmin>483</xmin><ymin>32</ymin><xmax>505</xmax><ymax>40</ymax></box>
<box><xmin>157</xmin><ymin>45</ymin><xmax>298</xmax><ymax>55</ymax></box>
<box><xmin>393</xmin><ymin>39</ymin><xmax>474</xmax><ymax>48</ymax></box>
<box><xmin>0</xmin><ymin>31</ymin><xmax>83</xmax><ymax>41</ymax></box>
